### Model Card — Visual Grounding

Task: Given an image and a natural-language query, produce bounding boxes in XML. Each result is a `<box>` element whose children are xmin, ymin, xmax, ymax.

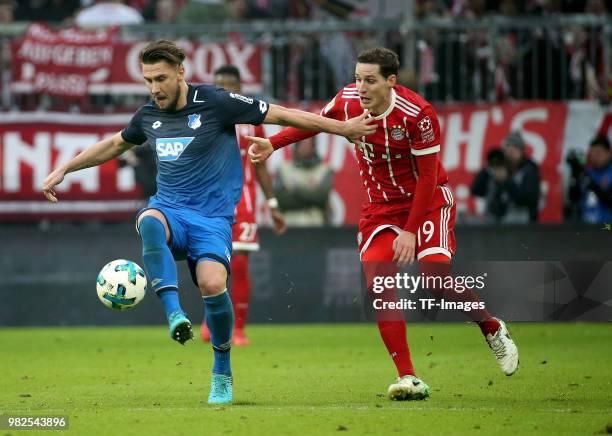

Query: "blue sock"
<box><xmin>203</xmin><ymin>290</ymin><xmax>234</xmax><ymax>376</ymax></box>
<box><xmin>139</xmin><ymin>215</ymin><xmax>181</xmax><ymax>318</ymax></box>
<box><xmin>158</xmin><ymin>289</ymin><xmax>181</xmax><ymax>319</ymax></box>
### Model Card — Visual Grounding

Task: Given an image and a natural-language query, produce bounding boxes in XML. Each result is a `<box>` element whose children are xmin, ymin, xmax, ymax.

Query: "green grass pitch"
<box><xmin>1</xmin><ymin>323</ymin><xmax>610</xmax><ymax>435</ymax></box>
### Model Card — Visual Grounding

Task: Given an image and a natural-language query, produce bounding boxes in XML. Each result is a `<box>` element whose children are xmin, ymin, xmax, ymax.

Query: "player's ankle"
<box><xmin>478</xmin><ymin>317</ymin><xmax>501</xmax><ymax>336</ymax></box>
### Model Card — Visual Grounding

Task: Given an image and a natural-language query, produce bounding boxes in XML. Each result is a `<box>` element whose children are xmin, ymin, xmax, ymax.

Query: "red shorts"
<box><xmin>232</xmin><ymin>183</ymin><xmax>259</xmax><ymax>251</ymax></box>
<box><xmin>358</xmin><ymin>185</ymin><xmax>456</xmax><ymax>260</ymax></box>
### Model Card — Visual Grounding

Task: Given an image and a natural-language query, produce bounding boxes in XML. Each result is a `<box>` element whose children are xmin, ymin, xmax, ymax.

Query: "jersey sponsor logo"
<box><xmin>390</xmin><ymin>125</ymin><xmax>406</xmax><ymax>141</ymax></box>
<box><xmin>187</xmin><ymin>114</ymin><xmax>201</xmax><ymax>129</ymax></box>
<box><xmin>152</xmin><ymin>121</ymin><xmax>162</xmax><ymax>129</ymax></box>
<box><xmin>155</xmin><ymin>137</ymin><xmax>195</xmax><ymax>161</ymax></box>
<box><xmin>417</xmin><ymin>116</ymin><xmax>435</xmax><ymax>143</ymax></box>
<box><xmin>229</xmin><ymin>93</ymin><xmax>253</xmax><ymax>105</ymax></box>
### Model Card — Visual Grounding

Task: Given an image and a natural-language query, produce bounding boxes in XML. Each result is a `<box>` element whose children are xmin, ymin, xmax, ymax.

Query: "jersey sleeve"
<box><xmin>409</xmin><ymin>104</ymin><xmax>441</xmax><ymax>156</ymax></box>
<box><xmin>121</xmin><ymin>109</ymin><xmax>147</xmax><ymax>145</ymax></box>
<box><xmin>320</xmin><ymin>90</ymin><xmax>346</xmax><ymax>120</ymax></box>
<box><xmin>269</xmin><ymin>90</ymin><xmax>344</xmax><ymax>150</ymax></box>
<box><xmin>214</xmin><ymin>89</ymin><xmax>269</xmax><ymax>127</ymax></box>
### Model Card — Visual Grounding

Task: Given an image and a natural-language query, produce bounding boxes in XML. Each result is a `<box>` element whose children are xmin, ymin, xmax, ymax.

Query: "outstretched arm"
<box><xmin>263</xmin><ymin>104</ymin><xmax>374</xmax><ymax>141</ymax></box>
<box><xmin>43</xmin><ymin>131</ymin><xmax>137</xmax><ymax>202</ymax></box>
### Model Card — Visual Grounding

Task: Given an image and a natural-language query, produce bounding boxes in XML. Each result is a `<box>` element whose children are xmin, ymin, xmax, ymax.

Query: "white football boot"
<box><xmin>486</xmin><ymin>318</ymin><xmax>519</xmax><ymax>376</ymax></box>
<box><xmin>387</xmin><ymin>375</ymin><xmax>431</xmax><ymax>400</ymax></box>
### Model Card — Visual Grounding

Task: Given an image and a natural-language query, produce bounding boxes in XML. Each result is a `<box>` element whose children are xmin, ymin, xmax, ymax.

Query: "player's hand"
<box><xmin>246</xmin><ymin>136</ymin><xmax>274</xmax><ymax>164</ymax></box>
<box><xmin>270</xmin><ymin>208</ymin><xmax>287</xmax><ymax>235</ymax></box>
<box><xmin>392</xmin><ymin>230</ymin><xmax>416</xmax><ymax>267</ymax></box>
<box><xmin>343</xmin><ymin>111</ymin><xmax>376</xmax><ymax>141</ymax></box>
<box><xmin>42</xmin><ymin>168</ymin><xmax>66</xmax><ymax>202</ymax></box>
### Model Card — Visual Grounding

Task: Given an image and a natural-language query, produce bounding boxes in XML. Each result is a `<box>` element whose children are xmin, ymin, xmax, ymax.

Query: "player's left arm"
<box><xmin>251</xmin><ymin>126</ymin><xmax>287</xmax><ymax>234</ymax></box>
<box><xmin>263</xmin><ymin>104</ymin><xmax>375</xmax><ymax>141</ymax></box>
<box><xmin>393</xmin><ymin>105</ymin><xmax>441</xmax><ymax>267</ymax></box>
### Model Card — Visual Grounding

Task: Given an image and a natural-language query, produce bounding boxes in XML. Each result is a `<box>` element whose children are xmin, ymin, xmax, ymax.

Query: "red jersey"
<box><xmin>322</xmin><ymin>84</ymin><xmax>448</xmax><ymax>206</ymax></box>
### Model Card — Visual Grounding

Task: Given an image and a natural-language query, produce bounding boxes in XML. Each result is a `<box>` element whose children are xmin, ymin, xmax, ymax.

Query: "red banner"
<box><xmin>0</xmin><ymin>113</ymin><xmax>142</xmax><ymax>221</ymax></box>
<box><xmin>0</xmin><ymin>102</ymin><xmax>608</xmax><ymax>223</ymax></box>
<box><xmin>11</xmin><ymin>23</ymin><xmax>116</xmax><ymax>98</ymax></box>
<box><xmin>12</xmin><ymin>32</ymin><xmax>263</xmax><ymax>96</ymax></box>
<box><xmin>265</xmin><ymin>101</ymin><xmax>587</xmax><ymax>225</ymax></box>
<box><xmin>109</xmin><ymin>40</ymin><xmax>263</xmax><ymax>95</ymax></box>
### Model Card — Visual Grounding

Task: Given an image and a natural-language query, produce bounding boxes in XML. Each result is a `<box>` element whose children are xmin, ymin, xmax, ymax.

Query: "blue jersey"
<box><xmin>122</xmin><ymin>84</ymin><xmax>269</xmax><ymax>218</ymax></box>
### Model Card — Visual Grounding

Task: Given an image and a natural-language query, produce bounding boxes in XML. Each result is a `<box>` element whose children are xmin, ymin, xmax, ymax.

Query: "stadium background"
<box><xmin>0</xmin><ymin>2</ymin><xmax>610</xmax><ymax>324</ymax></box>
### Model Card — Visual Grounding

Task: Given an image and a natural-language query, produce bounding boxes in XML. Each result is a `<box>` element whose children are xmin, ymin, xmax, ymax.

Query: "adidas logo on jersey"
<box><xmin>155</xmin><ymin>137</ymin><xmax>195</xmax><ymax>161</ymax></box>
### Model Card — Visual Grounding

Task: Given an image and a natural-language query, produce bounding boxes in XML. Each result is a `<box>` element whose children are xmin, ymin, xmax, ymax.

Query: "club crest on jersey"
<box><xmin>155</xmin><ymin>137</ymin><xmax>195</xmax><ymax>161</ymax></box>
<box><xmin>187</xmin><ymin>114</ymin><xmax>201</xmax><ymax>129</ymax></box>
<box><xmin>390</xmin><ymin>125</ymin><xmax>406</xmax><ymax>141</ymax></box>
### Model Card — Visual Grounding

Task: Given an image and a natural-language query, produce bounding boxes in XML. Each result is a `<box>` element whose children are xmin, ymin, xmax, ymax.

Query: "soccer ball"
<box><xmin>96</xmin><ymin>259</ymin><xmax>147</xmax><ymax>310</ymax></box>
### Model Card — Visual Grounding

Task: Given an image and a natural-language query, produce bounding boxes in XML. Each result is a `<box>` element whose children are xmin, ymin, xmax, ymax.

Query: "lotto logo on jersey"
<box><xmin>155</xmin><ymin>137</ymin><xmax>195</xmax><ymax>161</ymax></box>
<box><xmin>229</xmin><ymin>93</ymin><xmax>254</xmax><ymax>104</ymax></box>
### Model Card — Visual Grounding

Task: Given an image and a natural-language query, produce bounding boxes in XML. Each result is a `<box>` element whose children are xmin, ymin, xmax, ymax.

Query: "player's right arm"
<box><xmin>43</xmin><ymin>132</ymin><xmax>137</xmax><ymax>202</ymax></box>
<box><xmin>248</xmin><ymin>93</ymin><xmax>347</xmax><ymax>164</ymax></box>
<box><xmin>262</xmin><ymin>104</ymin><xmax>372</xmax><ymax>141</ymax></box>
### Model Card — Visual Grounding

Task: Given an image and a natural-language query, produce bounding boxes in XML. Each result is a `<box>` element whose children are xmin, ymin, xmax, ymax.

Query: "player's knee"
<box><xmin>197</xmin><ymin>275</ymin><xmax>227</xmax><ymax>296</ymax></box>
<box><xmin>139</xmin><ymin>216</ymin><xmax>167</xmax><ymax>249</ymax></box>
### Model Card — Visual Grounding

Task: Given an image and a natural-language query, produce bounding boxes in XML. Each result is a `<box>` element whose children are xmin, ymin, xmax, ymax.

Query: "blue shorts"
<box><xmin>136</xmin><ymin>202</ymin><xmax>233</xmax><ymax>283</ymax></box>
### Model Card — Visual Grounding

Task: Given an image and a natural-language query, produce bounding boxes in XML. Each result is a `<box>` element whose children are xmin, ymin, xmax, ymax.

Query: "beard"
<box><xmin>157</xmin><ymin>83</ymin><xmax>182</xmax><ymax>112</ymax></box>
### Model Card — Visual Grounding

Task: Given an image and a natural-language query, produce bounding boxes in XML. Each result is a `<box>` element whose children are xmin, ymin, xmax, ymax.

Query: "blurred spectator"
<box><xmin>472</xmin><ymin>132</ymin><xmax>541</xmax><ymax>224</ymax></box>
<box><xmin>274</xmin><ymin>138</ymin><xmax>334</xmax><ymax>227</ymax></box>
<box><xmin>471</xmin><ymin>147</ymin><xmax>509</xmax><ymax>222</ymax></box>
<box><xmin>584</xmin><ymin>0</ymin><xmax>608</xmax><ymax>14</ymax></box>
<box><xmin>295</xmin><ymin>39</ymin><xmax>336</xmax><ymax>101</ymax></box>
<box><xmin>568</xmin><ymin>136</ymin><xmax>612</xmax><ymax>224</ymax></box>
<box><xmin>500</xmin><ymin>131</ymin><xmax>541</xmax><ymax>223</ymax></box>
<box><xmin>176</xmin><ymin>0</ymin><xmax>229</xmax><ymax>23</ymax></box>
<box><xmin>226</xmin><ymin>0</ymin><xmax>289</xmax><ymax>19</ymax></box>
<box><xmin>0</xmin><ymin>0</ymin><xmax>15</xmax><ymax>23</ymax></box>
<box><xmin>143</xmin><ymin>0</ymin><xmax>180</xmax><ymax>22</ymax></box>
<box><xmin>75</xmin><ymin>0</ymin><xmax>144</xmax><ymax>27</ymax></box>
<box><xmin>0</xmin><ymin>0</ymin><xmax>15</xmax><ymax>110</ymax></box>
<box><xmin>15</xmin><ymin>0</ymin><xmax>80</xmax><ymax>22</ymax></box>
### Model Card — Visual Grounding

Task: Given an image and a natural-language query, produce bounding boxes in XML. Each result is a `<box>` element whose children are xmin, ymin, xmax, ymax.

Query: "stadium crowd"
<box><xmin>5</xmin><ymin>0</ymin><xmax>611</xmax><ymax>23</ymax></box>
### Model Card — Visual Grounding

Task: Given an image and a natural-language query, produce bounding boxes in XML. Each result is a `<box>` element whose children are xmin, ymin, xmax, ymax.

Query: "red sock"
<box><xmin>362</xmin><ymin>230</ymin><xmax>416</xmax><ymax>377</ymax></box>
<box><xmin>418</xmin><ymin>254</ymin><xmax>499</xmax><ymax>336</ymax></box>
<box><xmin>378</xmin><ymin>320</ymin><xmax>416</xmax><ymax>377</ymax></box>
<box><xmin>230</xmin><ymin>254</ymin><xmax>250</xmax><ymax>331</ymax></box>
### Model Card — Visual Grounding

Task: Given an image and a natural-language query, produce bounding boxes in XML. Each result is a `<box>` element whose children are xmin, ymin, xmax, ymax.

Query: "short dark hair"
<box><xmin>214</xmin><ymin>65</ymin><xmax>241</xmax><ymax>81</ymax></box>
<box><xmin>139</xmin><ymin>39</ymin><xmax>185</xmax><ymax>66</ymax></box>
<box><xmin>487</xmin><ymin>148</ymin><xmax>505</xmax><ymax>167</ymax></box>
<box><xmin>590</xmin><ymin>136</ymin><xmax>610</xmax><ymax>151</ymax></box>
<box><xmin>356</xmin><ymin>47</ymin><xmax>399</xmax><ymax>78</ymax></box>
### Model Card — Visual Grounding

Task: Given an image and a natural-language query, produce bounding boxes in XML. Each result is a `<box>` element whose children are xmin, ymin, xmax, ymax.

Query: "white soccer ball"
<box><xmin>96</xmin><ymin>259</ymin><xmax>147</xmax><ymax>310</ymax></box>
